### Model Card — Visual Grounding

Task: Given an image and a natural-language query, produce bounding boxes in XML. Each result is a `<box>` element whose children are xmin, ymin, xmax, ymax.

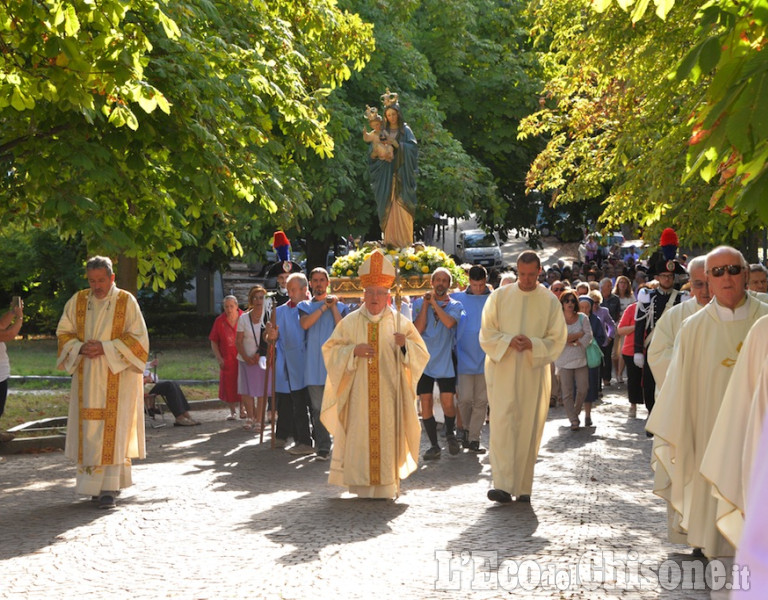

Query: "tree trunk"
<box><xmin>196</xmin><ymin>265</ymin><xmax>214</xmax><ymax>314</ymax></box>
<box><xmin>115</xmin><ymin>253</ymin><xmax>138</xmax><ymax>297</ymax></box>
<box><xmin>305</xmin><ymin>236</ymin><xmax>332</xmax><ymax>272</ymax></box>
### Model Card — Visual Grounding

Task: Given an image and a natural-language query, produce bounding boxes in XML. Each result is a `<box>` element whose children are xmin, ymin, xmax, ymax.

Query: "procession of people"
<box><xmin>1</xmin><ymin>87</ymin><xmax>765</xmax><ymax>592</ymax></box>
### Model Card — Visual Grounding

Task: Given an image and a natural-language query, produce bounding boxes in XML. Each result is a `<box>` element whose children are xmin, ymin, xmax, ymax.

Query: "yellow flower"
<box><xmin>405</xmin><ymin>261</ymin><xmax>413</xmax><ymax>270</ymax></box>
<box><xmin>421</xmin><ymin>265</ymin><xmax>430</xmax><ymax>273</ymax></box>
<box><xmin>346</xmin><ymin>269</ymin><xmax>354</xmax><ymax>276</ymax></box>
<box><xmin>399</xmin><ymin>260</ymin><xmax>405</xmax><ymax>267</ymax></box>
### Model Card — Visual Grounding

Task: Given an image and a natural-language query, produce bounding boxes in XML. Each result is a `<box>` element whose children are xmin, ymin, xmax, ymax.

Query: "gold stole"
<box><xmin>74</xmin><ymin>290</ymin><xmax>130</xmax><ymax>464</ymax></box>
<box><xmin>367</xmin><ymin>321</ymin><xmax>381</xmax><ymax>485</ymax></box>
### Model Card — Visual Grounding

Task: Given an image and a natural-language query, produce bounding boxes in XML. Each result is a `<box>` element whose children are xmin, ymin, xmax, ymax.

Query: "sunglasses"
<box><xmin>709</xmin><ymin>265</ymin><xmax>743</xmax><ymax>277</ymax></box>
<box><xmin>562</xmin><ymin>299</ymin><xmax>577</xmax><ymax>305</ymax></box>
<box><xmin>551</xmin><ymin>287</ymin><xmax>564</xmax><ymax>292</ymax></box>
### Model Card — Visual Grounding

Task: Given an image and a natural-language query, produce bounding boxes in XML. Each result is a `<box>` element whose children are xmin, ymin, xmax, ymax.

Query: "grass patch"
<box><xmin>7</xmin><ymin>338</ymin><xmax>220</xmax><ymax>381</ymax></box>
<box><xmin>1</xmin><ymin>391</ymin><xmax>70</xmax><ymax>432</ymax></box>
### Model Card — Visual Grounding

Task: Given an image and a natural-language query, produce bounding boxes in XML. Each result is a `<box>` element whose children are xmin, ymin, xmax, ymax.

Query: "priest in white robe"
<box><xmin>647</xmin><ymin>256</ymin><xmax>710</xmax><ymax>389</ymax></box>
<box><xmin>700</xmin><ymin>314</ymin><xmax>768</xmax><ymax>549</ymax></box>
<box><xmin>57</xmin><ymin>256</ymin><xmax>149</xmax><ymax>508</ymax></box>
<box><xmin>646</xmin><ymin>246</ymin><xmax>768</xmax><ymax>557</ymax></box>
<box><xmin>321</xmin><ymin>250</ymin><xmax>429</xmax><ymax>499</ymax></box>
<box><xmin>646</xmin><ymin>256</ymin><xmax>709</xmax><ymax>544</ymax></box>
<box><xmin>732</xmin><ymin>369</ymin><xmax>768</xmax><ymax>596</ymax></box>
<box><xmin>480</xmin><ymin>250</ymin><xmax>567</xmax><ymax>503</ymax></box>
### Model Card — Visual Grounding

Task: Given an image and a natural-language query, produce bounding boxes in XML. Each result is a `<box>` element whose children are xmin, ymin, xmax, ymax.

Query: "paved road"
<box><xmin>436</xmin><ymin>217</ymin><xmax>578</xmax><ymax>271</ymax></box>
<box><xmin>1</xmin><ymin>386</ymin><xmax>735</xmax><ymax>599</ymax></box>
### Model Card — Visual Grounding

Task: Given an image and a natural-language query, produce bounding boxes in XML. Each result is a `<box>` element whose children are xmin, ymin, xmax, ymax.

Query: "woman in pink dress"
<box><xmin>209</xmin><ymin>295</ymin><xmax>243</xmax><ymax>420</ymax></box>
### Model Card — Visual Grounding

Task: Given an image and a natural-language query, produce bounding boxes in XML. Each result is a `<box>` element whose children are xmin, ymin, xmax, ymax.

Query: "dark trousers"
<box><xmin>275</xmin><ymin>392</ymin><xmax>296</xmax><ymax>442</ymax></box>
<box><xmin>290</xmin><ymin>387</ymin><xmax>313</xmax><ymax>446</ymax></box>
<box><xmin>622</xmin><ymin>354</ymin><xmax>644</xmax><ymax>405</ymax></box>
<box><xmin>601</xmin><ymin>340</ymin><xmax>613</xmax><ymax>383</ymax></box>
<box><xmin>0</xmin><ymin>379</ymin><xmax>7</xmax><ymax>417</ymax></box>
<box><xmin>585</xmin><ymin>365</ymin><xmax>600</xmax><ymax>404</ymax></box>
<box><xmin>149</xmin><ymin>381</ymin><xmax>189</xmax><ymax>417</ymax></box>
<box><xmin>642</xmin><ymin>362</ymin><xmax>656</xmax><ymax>414</ymax></box>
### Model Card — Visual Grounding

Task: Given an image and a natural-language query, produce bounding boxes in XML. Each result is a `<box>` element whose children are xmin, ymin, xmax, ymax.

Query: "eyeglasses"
<box><xmin>562</xmin><ymin>299</ymin><xmax>577</xmax><ymax>305</ymax></box>
<box><xmin>709</xmin><ymin>265</ymin><xmax>743</xmax><ymax>277</ymax></box>
<box><xmin>551</xmin><ymin>287</ymin><xmax>564</xmax><ymax>292</ymax></box>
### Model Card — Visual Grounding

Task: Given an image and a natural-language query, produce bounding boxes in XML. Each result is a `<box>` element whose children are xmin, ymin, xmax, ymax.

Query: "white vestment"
<box><xmin>321</xmin><ymin>305</ymin><xmax>429</xmax><ymax>498</ymax></box>
<box><xmin>479</xmin><ymin>283</ymin><xmax>567</xmax><ymax>496</ymax></box>
<box><xmin>647</xmin><ymin>298</ymin><xmax>703</xmax><ymax>389</ymax></box>
<box><xmin>646</xmin><ymin>298</ymin><xmax>704</xmax><ymax>544</ymax></box>
<box><xmin>57</xmin><ymin>285</ymin><xmax>149</xmax><ymax>496</ymax></box>
<box><xmin>733</xmin><ymin>374</ymin><xmax>768</xmax><ymax>596</ymax></box>
<box><xmin>700</xmin><ymin>314</ymin><xmax>768</xmax><ymax>548</ymax></box>
<box><xmin>647</xmin><ymin>296</ymin><xmax>768</xmax><ymax>557</ymax></box>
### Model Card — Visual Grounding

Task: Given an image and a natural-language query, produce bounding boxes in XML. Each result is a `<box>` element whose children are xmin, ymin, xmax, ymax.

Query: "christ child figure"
<box><xmin>363</xmin><ymin>105</ymin><xmax>394</xmax><ymax>162</ymax></box>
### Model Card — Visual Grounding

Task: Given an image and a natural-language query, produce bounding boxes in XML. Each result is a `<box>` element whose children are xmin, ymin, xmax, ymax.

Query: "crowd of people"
<box><xmin>5</xmin><ymin>227</ymin><xmax>758</xmax><ymax>587</ymax></box>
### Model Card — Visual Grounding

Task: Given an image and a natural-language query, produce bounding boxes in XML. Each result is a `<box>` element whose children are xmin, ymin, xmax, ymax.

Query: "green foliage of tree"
<box><xmin>519</xmin><ymin>0</ymin><xmax>753</xmax><ymax>249</ymax></box>
<box><xmin>298</xmin><ymin>0</ymin><xmax>542</xmax><ymax>268</ymax></box>
<box><xmin>1</xmin><ymin>0</ymin><xmax>374</xmax><ymax>289</ymax></box>
<box><xmin>415</xmin><ymin>0</ymin><xmax>545</xmax><ymax>235</ymax></box>
<box><xmin>0</xmin><ymin>225</ymin><xmax>86</xmax><ymax>333</ymax></box>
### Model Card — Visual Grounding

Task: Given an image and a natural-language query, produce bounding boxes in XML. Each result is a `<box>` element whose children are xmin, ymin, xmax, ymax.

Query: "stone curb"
<box><xmin>0</xmin><ymin>399</ymin><xmax>225</xmax><ymax>455</ymax></box>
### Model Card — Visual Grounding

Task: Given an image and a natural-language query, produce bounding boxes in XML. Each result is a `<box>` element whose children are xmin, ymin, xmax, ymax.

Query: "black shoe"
<box><xmin>487</xmin><ymin>488</ymin><xmax>513</xmax><ymax>504</ymax></box>
<box><xmin>516</xmin><ymin>494</ymin><xmax>531</xmax><ymax>503</ymax></box>
<box><xmin>446</xmin><ymin>436</ymin><xmax>461</xmax><ymax>455</ymax></box>
<box><xmin>314</xmin><ymin>450</ymin><xmax>330</xmax><ymax>462</ymax></box>
<box><xmin>98</xmin><ymin>493</ymin><xmax>117</xmax><ymax>509</ymax></box>
<box><xmin>423</xmin><ymin>445</ymin><xmax>441</xmax><ymax>461</ymax></box>
<box><xmin>467</xmin><ymin>441</ymin><xmax>486</xmax><ymax>454</ymax></box>
<box><xmin>457</xmin><ymin>428</ymin><xmax>468</xmax><ymax>448</ymax></box>
<box><xmin>692</xmin><ymin>547</ymin><xmax>705</xmax><ymax>557</ymax></box>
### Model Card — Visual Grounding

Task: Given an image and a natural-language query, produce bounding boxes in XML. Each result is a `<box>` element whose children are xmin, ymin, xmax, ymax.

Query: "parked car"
<box><xmin>455</xmin><ymin>229</ymin><xmax>503</xmax><ymax>268</ymax></box>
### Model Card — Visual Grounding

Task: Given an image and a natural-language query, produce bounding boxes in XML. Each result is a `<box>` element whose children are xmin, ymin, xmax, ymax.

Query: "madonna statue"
<box><xmin>366</xmin><ymin>90</ymin><xmax>418</xmax><ymax>248</ymax></box>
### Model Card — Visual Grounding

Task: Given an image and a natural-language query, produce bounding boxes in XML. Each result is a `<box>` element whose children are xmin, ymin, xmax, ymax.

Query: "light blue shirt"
<box><xmin>451</xmin><ymin>291</ymin><xmax>490</xmax><ymax>375</ymax></box>
<box><xmin>274</xmin><ymin>303</ymin><xmax>306</xmax><ymax>393</ymax></box>
<box><xmin>412</xmin><ymin>296</ymin><xmax>465</xmax><ymax>378</ymax></box>
<box><xmin>298</xmin><ymin>299</ymin><xmax>348</xmax><ymax>386</ymax></box>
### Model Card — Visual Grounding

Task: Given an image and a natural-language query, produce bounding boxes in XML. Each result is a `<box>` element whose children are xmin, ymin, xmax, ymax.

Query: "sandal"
<box><xmin>243</xmin><ymin>419</ymin><xmax>254</xmax><ymax>431</ymax></box>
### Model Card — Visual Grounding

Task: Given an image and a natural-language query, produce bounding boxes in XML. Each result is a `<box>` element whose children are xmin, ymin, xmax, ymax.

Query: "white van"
<box><xmin>456</xmin><ymin>229</ymin><xmax>503</xmax><ymax>267</ymax></box>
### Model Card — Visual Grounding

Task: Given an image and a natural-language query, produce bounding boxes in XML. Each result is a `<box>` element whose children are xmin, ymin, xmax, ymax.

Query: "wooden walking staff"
<box><xmin>393</xmin><ymin>262</ymin><xmax>403</xmax><ymax>499</ymax></box>
<box><xmin>259</xmin><ymin>340</ymin><xmax>276</xmax><ymax>446</ymax></box>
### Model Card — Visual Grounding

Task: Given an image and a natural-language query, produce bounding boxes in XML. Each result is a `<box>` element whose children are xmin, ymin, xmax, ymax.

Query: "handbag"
<box><xmin>579</xmin><ymin>314</ymin><xmax>603</xmax><ymax>368</ymax></box>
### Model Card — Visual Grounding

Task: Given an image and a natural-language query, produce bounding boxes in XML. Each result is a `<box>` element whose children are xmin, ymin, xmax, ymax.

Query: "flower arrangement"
<box><xmin>330</xmin><ymin>243</ymin><xmax>468</xmax><ymax>289</ymax></box>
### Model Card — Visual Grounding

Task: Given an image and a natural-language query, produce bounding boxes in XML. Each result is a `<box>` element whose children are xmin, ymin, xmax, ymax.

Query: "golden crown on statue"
<box><xmin>380</xmin><ymin>89</ymin><xmax>399</xmax><ymax>108</ymax></box>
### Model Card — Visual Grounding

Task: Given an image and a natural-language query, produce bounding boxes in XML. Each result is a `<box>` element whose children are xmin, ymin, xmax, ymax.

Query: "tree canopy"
<box><xmin>520</xmin><ymin>0</ymin><xmax>768</xmax><ymax>252</ymax></box>
<box><xmin>1</xmin><ymin>0</ymin><xmax>374</xmax><ymax>289</ymax></box>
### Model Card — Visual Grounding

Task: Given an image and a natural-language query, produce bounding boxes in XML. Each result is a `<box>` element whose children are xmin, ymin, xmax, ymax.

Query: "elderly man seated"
<box><xmin>144</xmin><ymin>359</ymin><xmax>200</xmax><ymax>427</ymax></box>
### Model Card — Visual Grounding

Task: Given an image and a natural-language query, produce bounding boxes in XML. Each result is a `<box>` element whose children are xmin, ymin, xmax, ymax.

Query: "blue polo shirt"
<box><xmin>274</xmin><ymin>302</ymin><xmax>306</xmax><ymax>393</ymax></box>
<box><xmin>298</xmin><ymin>299</ymin><xmax>348</xmax><ymax>386</ymax></box>
<box><xmin>412</xmin><ymin>296</ymin><xmax>465</xmax><ymax>378</ymax></box>
<box><xmin>451</xmin><ymin>290</ymin><xmax>490</xmax><ymax>375</ymax></box>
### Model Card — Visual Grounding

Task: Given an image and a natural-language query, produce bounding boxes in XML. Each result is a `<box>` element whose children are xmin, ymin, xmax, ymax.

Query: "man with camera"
<box><xmin>298</xmin><ymin>267</ymin><xmax>348</xmax><ymax>461</ymax></box>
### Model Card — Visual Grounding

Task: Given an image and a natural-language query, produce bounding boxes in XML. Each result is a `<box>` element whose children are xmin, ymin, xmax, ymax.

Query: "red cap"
<box><xmin>273</xmin><ymin>231</ymin><xmax>290</xmax><ymax>247</ymax></box>
<box><xmin>660</xmin><ymin>228</ymin><xmax>678</xmax><ymax>247</ymax></box>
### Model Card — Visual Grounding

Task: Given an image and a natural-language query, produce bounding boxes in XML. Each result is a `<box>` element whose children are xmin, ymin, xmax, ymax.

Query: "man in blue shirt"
<box><xmin>273</xmin><ymin>272</ymin><xmax>313</xmax><ymax>455</ymax></box>
<box><xmin>299</xmin><ymin>267</ymin><xmax>347</xmax><ymax>461</ymax></box>
<box><xmin>413</xmin><ymin>268</ymin><xmax>465</xmax><ymax>460</ymax></box>
<box><xmin>451</xmin><ymin>265</ymin><xmax>491</xmax><ymax>454</ymax></box>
